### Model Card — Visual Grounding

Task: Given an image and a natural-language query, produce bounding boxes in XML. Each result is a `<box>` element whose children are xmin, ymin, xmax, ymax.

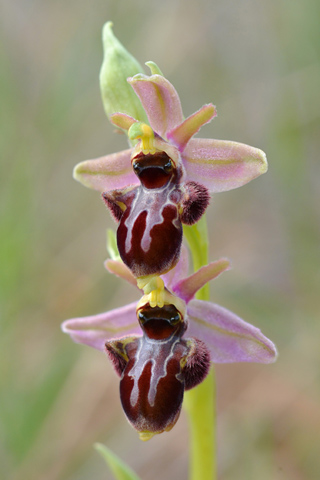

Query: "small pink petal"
<box><xmin>61</xmin><ymin>301</ymin><xmax>140</xmax><ymax>351</ymax></box>
<box><xmin>182</xmin><ymin>138</ymin><xmax>268</xmax><ymax>192</ymax></box>
<box><xmin>173</xmin><ymin>258</ymin><xmax>231</xmax><ymax>303</ymax></box>
<box><xmin>104</xmin><ymin>259</ymin><xmax>138</xmax><ymax>288</ymax></box>
<box><xmin>167</xmin><ymin>104</ymin><xmax>217</xmax><ymax>152</ymax></box>
<box><xmin>187</xmin><ymin>300</ymin><xmax>277</xmax><ymax>364</ymax></box>
<box><xmin>162</xmin><ymin>244</ymin><xmax>189</xmax><ymax>291</ymax></box>
<box><xmin>128</xmin><ymin>74</ymin><xmax>184</xmax><ymax>138</ymax></box>
<box><xmin>73</xmin><ymin>149</ymin><xmax>138</xmax><ymax>192</ymax></box>
<box><xmin>110</xmin><ymin>113</ymin><xmax>138</xmax><ymax>131</ymax></box>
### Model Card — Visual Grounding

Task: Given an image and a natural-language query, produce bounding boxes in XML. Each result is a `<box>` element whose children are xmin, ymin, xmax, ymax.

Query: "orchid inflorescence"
<box><xmin>62</xmin><ymin>22</ymin><xmax>277</xmax><ymax>442</ymax></box>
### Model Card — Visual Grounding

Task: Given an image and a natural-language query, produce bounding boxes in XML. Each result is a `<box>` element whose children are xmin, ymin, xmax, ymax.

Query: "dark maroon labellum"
<box><xmin>132</xmin><ymin>151</ymin><xmax>174</xmax><ymax>190</ymax></box>
<box><xmin>137</xmin><ymin>303</ymin><xmax>182</xmax><ymax>340</ymax></box>
<box><xmin>105</xmin><ymin>303</ymin><xmax>210</xmax><ymax>438</ymax></box>
<box><xmin>102</xmin><ymin>151</ymin><xmax>210</xmax><ymax>279</ymax></box>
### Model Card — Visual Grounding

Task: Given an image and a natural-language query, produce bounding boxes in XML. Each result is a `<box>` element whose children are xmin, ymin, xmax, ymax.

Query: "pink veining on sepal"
<box><xmin>73</xmin><ymin>149</ymin><xmax>138</xmax><ymax>192</ymax></box>
<box><xmin>187</xmin><ymin>300</ymin><xmax>277</xmax><ymax>364</ymax></box>
<box><xmin>61</xmin><ymin>301</ymin><xmax>140</xmax><ymax>351</ymax></box>
<box><xmin>173</xmin><ymin>258</ymin><xmax>231</xmax><ymax>303</ymax></box>
<box><xmin>128</xmin><ymin>74</ymin><xmax>184</xmax><ymax>137</ymax></box>
<box><xmin>182</xmin><ymin>138</ymin><xmax>268</xmax><ymax>193</ymax></box>
<box><xmin>167</xmin><ymin>104</ymin><xmax>217</xmax><ymax>152</ymax></box>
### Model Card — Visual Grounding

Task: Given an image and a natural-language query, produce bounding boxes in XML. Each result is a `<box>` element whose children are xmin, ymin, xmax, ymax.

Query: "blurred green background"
<box><xmin>1</xmin><ymin>0</ymin><xmax>320</xmax><ymax>479</ymax></box>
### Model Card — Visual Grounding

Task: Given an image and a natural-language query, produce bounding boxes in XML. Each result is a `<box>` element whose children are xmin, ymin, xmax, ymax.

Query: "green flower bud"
<box><xmin>100</xmin><ymin>22</ymin><xmax>148</xmax><ymax>124</ymax></box>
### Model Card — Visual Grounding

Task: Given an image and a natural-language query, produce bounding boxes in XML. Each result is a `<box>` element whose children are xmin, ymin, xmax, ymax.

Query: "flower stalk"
<box><xmin>183</xmin><ymin>216</ymin><xmax>210</xmax><ymax>300</ymax></box>
<box><xmin>184</xmin><ymin>215</ymin><xmax>216</xmax><ymax>480</ymax></box>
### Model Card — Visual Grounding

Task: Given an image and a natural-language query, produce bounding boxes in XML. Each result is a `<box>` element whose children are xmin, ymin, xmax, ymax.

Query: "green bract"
<box><xmin>100</xmin><ymin>22</ymin><xmax>148</xmax><ymax>124</ymax></box>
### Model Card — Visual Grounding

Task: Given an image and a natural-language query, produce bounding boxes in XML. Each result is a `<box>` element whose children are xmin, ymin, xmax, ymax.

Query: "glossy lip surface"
<box><xmin>132</xmin><ymin>151</ymin><xmax>174</xmax><ymax>189</ymax></box>
<box><xmin>137</xmin><ymin>304</ymin><xmax>184</xmax><ymax>340</ymax></box>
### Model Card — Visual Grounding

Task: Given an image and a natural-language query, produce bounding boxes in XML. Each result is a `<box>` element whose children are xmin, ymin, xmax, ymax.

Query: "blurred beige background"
<box><xmin>1</xmin><ymin>0</ymin><xmax>320</xmax><ymax>479</ymax></box>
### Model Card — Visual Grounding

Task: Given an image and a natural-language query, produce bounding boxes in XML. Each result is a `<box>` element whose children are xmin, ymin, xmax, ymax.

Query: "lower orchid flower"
<box><xmin>105</xmin><ymin>294</ymin><xmax>210</xmax><ymax>441</ymax></box>
<box><xmin>61</xmin><ymin>246</ymin><xmax>277</xmax><ymax>439</ymax></box>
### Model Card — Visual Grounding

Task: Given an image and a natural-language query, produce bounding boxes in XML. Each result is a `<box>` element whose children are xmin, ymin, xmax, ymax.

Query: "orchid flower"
<box><xmin>74</xmin><ymin>65</ymin><xmax>267</xmax><ymax>195</ymax></box>
<box><xmin>74</xmin><ymin>65</ymin><xmax>268</xmax><ymax>303</ymax></box>
<box><xmin>101</xmin><ymin>124</ymin><xmax>210</xmax><ymax>299</ymax></box>
<box><xmin>105</xmin><ymin>295</ymin><xmax>210</xmax><ymax>441</ymax></box>
<box><xmin>62</xmin><ymin>247</ymin><xmax>277</xmax><ymax>439</ymax></box>
<box><xmin>62</xmin><ymin>247</ymin><xmax>276</xmax><ymax>363</ymax></box>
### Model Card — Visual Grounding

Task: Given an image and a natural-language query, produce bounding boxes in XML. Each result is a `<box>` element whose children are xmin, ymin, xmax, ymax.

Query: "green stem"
<box><xmin>183</xmin><ymin>216</ymin><xmax>209</xmax><ymax>299</ymax></box>
<box><xmin>183</xmin><ymin>216</ymin><xmax>217</xmax><ymax>480</ymax></box>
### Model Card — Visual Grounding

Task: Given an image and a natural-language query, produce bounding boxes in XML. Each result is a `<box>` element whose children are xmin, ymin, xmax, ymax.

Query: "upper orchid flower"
<box><xmin>62</xmin><ymin>247</ymin><xmax>277</xmax><ymax>439</ymax></box>
<box><xmin>102</xmin><ymin>121</ymin><xmax>210</xmax><ymax>301</ymax></box>
<box><xmin>74</xmin><ymin>65</ymin><xmax>267</xmax><ymax>196</ymax></box>
<box><xmin>74</xmin><ymin>65</ymin><xmax>268</xmax><ymax>301</ymax></box>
